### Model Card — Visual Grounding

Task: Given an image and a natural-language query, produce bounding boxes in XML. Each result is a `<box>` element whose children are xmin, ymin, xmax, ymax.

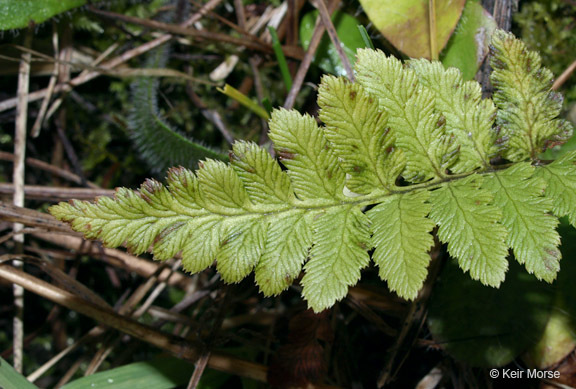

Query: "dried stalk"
<box><xmin>0</xmin><ymin>183</ymin><xmax>114</xmax><ymax>201</ymax></box>
<box><xmin>0</xmin><ymin>264</ymin><xmax>269</xmax><ymax>382</ymax></box>
<box><xmin>313</xmin><ymin>0</ymin><xmax>354</xmax><ymax>80</ymax></box>
<box><xmin>0</xmin><ymin>0</ymin><xmax>225</xmax><ymax>114</ymax></box>
<box><xmin>284</xmin><ymin>0</ymin><xmax>339</xmax><ymax>109</ymax></box>
<box><xmin>12</xmin><ymin>28</ymin><xmax>32</xmax><ymax>373</ymax></box>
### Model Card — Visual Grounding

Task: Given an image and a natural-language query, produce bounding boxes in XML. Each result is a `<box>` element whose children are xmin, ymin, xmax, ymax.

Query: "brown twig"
<box><xmin>233</xmin><ymin>0</ymin><xmax>269</xmax><ymax>143</ymax></box>
<box><xmin>31</xmin><ymin>25</ymin><xmax>59</xmax><ymax>138</ymax></box>
<box><xmin>27</xmin><ymin>327</ymin><xmax>106</xmax><ymax>383</ymax></box>
<box><xmin>313</xmin><ymin>0</ymin><xmax>355</xmax><ymax>81</ymax></box>
<box><xmin>12</xmin><ymin>28</ymin><xmax>33</xmax><ymax>373</ymax></box>
<box><xmin>0</xmin><ymin>1</ymin><xmax>224</xmax><ymax>114</ymax></box>
<box><xmin>552</xmin><ymin>58</ymin><xmax>576</xmax><ymax>90</ymax></box>
<box><xmin>0</xmin><ymin>203</ymin><xmax>74</xmax><ymax>234</ymax></box>
<box><xmin>33</xmin><ymin>232</ymin><xmax>192</xmax><ymax>290</ymax></box>
<box><xmin>0</xmin><ymin>184</ymin><xmax>114</xmax><ymax>201</ymax></box>
<box><xmin>187</xmin><ymin>286</ymin><xmax>231</xmax><ymax>388</ymax></box>
<box><xmin>85</xmin><ymin>261</ymin><xmax>183</xmax><ymax>381</ymax></box>
<box><xmin>284</xmin><ymin>0</ymin><xmax>339</xmax><ymax>109</ymax></box>
<box><xmin>0</xmin><ymin>264</ymin><xmax>269</xmax><ymax>382</ymax></box>
<box><xmin>89</xmin><ymin>7</ymin><xmax>272</xmax><ymax>54</ymax></box>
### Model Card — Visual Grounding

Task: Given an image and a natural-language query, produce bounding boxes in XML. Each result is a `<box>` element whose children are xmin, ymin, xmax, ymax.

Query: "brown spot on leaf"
<box><xmin>349</xmin><ymin>90</ymin><xmax>357</xmax><ymax>100</ymax></box>
<box><xmin>278</xmin><ymin>149</ymin><xmax>296</xmax><ymax>160</ymax></box>
<box><xmin>525</xmin><ymin>57</ymin><xmax>532</xmax><ymax>73</ymax></box>
<box><xmin>436</xmin><ymin>115</ymin><xmax>446</xmax><ymax>128</ymax></box>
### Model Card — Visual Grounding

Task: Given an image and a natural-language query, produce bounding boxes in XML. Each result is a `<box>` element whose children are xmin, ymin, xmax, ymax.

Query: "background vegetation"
<box><xmin>1</xmin><ymin>0</ymin><xmax>576</xmax><ymax>388</ymax></box>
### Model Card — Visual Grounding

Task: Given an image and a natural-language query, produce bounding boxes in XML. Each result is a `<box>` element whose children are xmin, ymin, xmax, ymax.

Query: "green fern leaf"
<box><xmin>354</xmin><ymin>49</ymin><xmax>418</xmax><ymax>116</ymax></box>
<box><xmin>367</xmin><ymin>191</ymin><xmax>435</xmax><ymax>300</ymax></box>
<box><xmin>230</xmin><ymin>141</ymin><xmax>294</xmax><ymax>204</ymax></box>
<box><xmin>317</xmin><ymin>75</ymin><xmax>398</xmax><ymax>192</ymax></box>
<box><xmin>490</xmin><ymin>30</ymin><xmax>573</xmax><ymax>161</ymax></box>
<box><xmin>302</xmin><ymin>205</ymin><xmax>371</xmax><ymax>311</ymax></box>
<box><xmin>268</xmin><ymin>109</ymin><xmax>345</xmax><ymax>200</ymax></box>
<box><xmin>484</xmin><ymin>163</ymin><xmax>560</xmax><ymax>281</ymax></box>
<box><xmin>254</xmin><ymin>210</ymin><xmax>312</xmax><ymax>296</ymax></box>
<box><xmin>50</xmin><ymin>30</ymin><xmax>576</xmax><ymax>311</ymax></box>
<box><xmin>355</xmin><ymin>50</ymin><xmax>457</xmax><ymax>182</ymax></box>
<box><xmin>408</xmin><ymin>60</ymin><xmax>498</xmax><ymax>172</ymax></box>
<box><xmin>429</xmin><ymin>175</ymin><xmax>509</xmax><ymax>286</ymax></box>
<box><xmin>535</xmin><ymin>151</ymin><xmax>576</xmax><ymax>228</ymax></box>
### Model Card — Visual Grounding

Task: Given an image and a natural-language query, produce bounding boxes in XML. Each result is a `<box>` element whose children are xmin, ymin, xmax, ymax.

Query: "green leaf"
<box><xmin>484</xmin><ymin>163</ymin><xmax>560</xmax><ymax>281</ymax></box>
<box><xmin>535</xmin><ymin>151</ymin><xmax>576</xmax><ymax>228</ymax></box>
<box><xmin>408</xmin><ymin>59</ymin><xmax>498</xmax><ymax>172</ymax></box>
<box><xmin>430</xmin><ymin>175</ymin><xmax>509</xmax><ymax>287</ymax></box>
<box><xmin>217</xmin><ymin>219</ymin><xmax>266</xmax><ymax>283</ymax></box>
<box><xmin>268</xmin><ymin>108</ymin><xmax>345</xmax><ymax>200</ymax></box>
<box><xmin>254</xmin><ymin>210</ymin><xmax>312</xmax><ymax>295</ymax></box>
<box><xmin>230</xmin><ymin>141</ymin><xmax>294</xmax><ymax>204</ymax></box>
<box><xmin>268</xmin><ymin>26</ymin><xmax>292</xmax><ymax>91</ymax></box>
<box><xmin>299</xmin><ymin>10</ymin><xmax>366</xmax><ymax>76</ymax></box>
<box><xmin>440</xmin><ymin>0</ymin><xmax>497</xmax><ymax>80</ymax></box>
<box><xmin>358</xmin><ymin>0</ymin><xmax>466</xmax><ymax>59</ymax></box>
<box><xmin>51</xmin><ymin>31</ymin><xmax>576</xmax><ymax>311</ymax></box>
<box><xmin>367</xmin><ymin>191</ymin><xmax>435</xmax><ymax>299</ymax></box>
<box><xmin>0</xmin><ymin>0</ymin><xmax>86</xmax><ymax>30</ymax></box>
<box><xmin>0</xmin><ymin>357</ymin><xmax>37</xmax><ymax>389</ymax></box>
<box><xmin>61</xmin><ymin>357</ymin><xmax>229</xmax><ymax>389</ymax></box>
<box><xmin>301</xmin><ymin>205</ymin><xmax>371</xmax><ymax>311</ymax></box>
<box><xmin>318</xmin><ymin>75</ymin><xmax>397</xmax><ymax>192</ymax></box>
<box><xmin>218</xmin><ymin>84</ymin><xmax>270</xmax><ymax>120</ymax></box>
<box><xmin>491</xmin><ymin>29</ymin><xmax>573</xmax><ymax>161</ymax></box>
<box><xmin>392</xmin><ymin>88</ymin><xmax>456</xmax><ymax>182</ymax></box>
<box><xmin>355</xmin><ymin>50</ymin><xmax>456</xmax><ymax>183</ymax></box>
<box><xmin>355</xmin><ymin>49</ymin><xmax>419</xmax><ymax>116</ymax></box>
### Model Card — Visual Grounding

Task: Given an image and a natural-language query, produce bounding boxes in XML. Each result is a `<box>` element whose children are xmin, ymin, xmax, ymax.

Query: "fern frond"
<box><xmin>51</xmin><ymin>30</ymin><xmax>576</xmax><ymax>312</ymax></box>
<box><xmin>490</xmin><ymin>30</ymin><xmax>573</xmax><ymax>161</ymax></box>
<box><xmin>128</xmin><ymin>48</ymin><xmax>226</xmax><ymax>173</ymax></box>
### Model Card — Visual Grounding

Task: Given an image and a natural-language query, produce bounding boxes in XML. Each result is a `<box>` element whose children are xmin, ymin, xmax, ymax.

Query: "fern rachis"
<box><xmin>51</xmin><ymin>30</ymin><xmax>576</xmax><ymax>312</ymax></box>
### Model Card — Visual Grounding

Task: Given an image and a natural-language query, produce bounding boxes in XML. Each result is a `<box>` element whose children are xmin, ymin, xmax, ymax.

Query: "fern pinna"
<box><xmin>51</xmin><ymin>31</ymin><xmax>576</xmax><ymax>312</ymax></box>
